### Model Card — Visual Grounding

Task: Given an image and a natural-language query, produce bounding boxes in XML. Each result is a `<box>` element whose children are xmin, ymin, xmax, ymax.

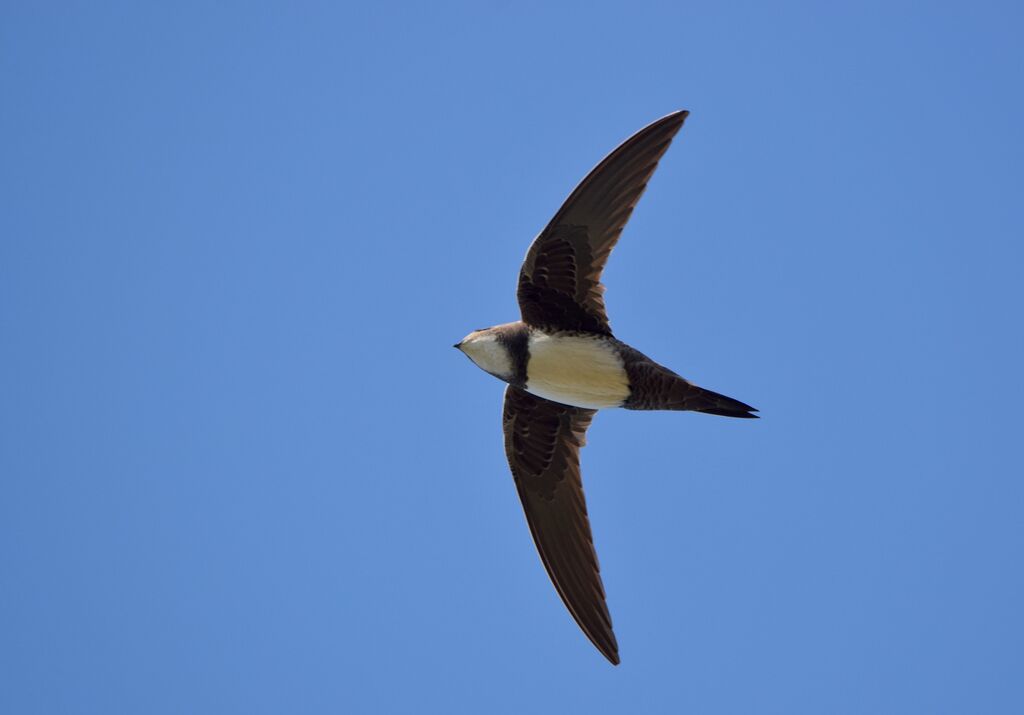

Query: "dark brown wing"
<box><xmin>517</xmin><ymin>110</ymin><xmax>689</xmax><ymax>335</ymax></box>
<box><xmin>502</xmin><ymin>385</ymin><xmax>619</xmax><ymax>665</ymax></box>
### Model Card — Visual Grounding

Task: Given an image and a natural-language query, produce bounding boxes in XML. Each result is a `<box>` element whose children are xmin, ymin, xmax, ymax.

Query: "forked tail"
<box><xmin>622</xmin><ymin>362</ymin><xmax>758</xmax><ymax>417</ymax></box>
<box><xmin>681</xmin><ymin>384</ymin><xmax>759</xmax><ymax>418</ymax></box>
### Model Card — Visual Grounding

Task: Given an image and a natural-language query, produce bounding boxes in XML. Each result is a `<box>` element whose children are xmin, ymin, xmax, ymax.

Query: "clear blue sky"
<box><xmin>2</xmin><ymin>2</ymin><xmax>1022</xmax><ymax>713</ymax></box>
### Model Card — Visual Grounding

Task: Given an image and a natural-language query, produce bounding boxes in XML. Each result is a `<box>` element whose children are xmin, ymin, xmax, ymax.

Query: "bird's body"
<box><xmin>455</xmin><ymin>110</ymin><xmax>757</xmax><ymax>665</ymax></box>
<box><xmin>459</xmin><ymin>321</ymin><xmax>755</xmax><ymax>415</ymax></box>
<box><xmin>459</xmin><ymin>323</ymin><xmax>628</xmax><ymax>409</ymax></box>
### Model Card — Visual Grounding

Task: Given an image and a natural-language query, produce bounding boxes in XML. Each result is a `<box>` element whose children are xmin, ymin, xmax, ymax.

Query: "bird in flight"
<box><xmin>454</xmin><ymin>110</ymin><xmax>757</xmax><ymax>665</ymax></box>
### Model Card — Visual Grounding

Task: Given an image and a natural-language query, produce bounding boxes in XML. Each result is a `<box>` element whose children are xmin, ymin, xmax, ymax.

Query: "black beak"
<box><xmin>453</xmin><ymin>342</ymin><xmax>462</xmax><ymax>349</ymax></box>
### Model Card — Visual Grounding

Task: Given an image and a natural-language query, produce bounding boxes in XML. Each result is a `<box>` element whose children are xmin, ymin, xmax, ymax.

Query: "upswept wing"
<box><xmin>517</xmin><ymin>110</ymin><xmax>689</xmax><ymax>335</ymax></box>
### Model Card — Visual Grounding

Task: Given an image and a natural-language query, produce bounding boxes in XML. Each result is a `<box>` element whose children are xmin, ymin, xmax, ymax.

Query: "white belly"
<box><xmin>525</xmin><ymin>333</ymin><xmax>630</xmax><ymax>409</ymax></box>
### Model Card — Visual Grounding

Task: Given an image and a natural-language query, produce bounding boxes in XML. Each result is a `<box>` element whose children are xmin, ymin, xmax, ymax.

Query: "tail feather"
<box><xmin>688</xmin><ymin>386</ymin><xmax>759</xmax><ymax>418</ymax></box>
<box><xmin>623</xmin><ymin>361</ymin><xmax>758</xmax><ymax>417</ymax></box>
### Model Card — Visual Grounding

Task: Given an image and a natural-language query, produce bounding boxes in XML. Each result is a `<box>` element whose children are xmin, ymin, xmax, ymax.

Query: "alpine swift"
<box><xmin>454</xmin><ymin>110</ymin><xmax>757</xmax><ymax>665</ymax></box>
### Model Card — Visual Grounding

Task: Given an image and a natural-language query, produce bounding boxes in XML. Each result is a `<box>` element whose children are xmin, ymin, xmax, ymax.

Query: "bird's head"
<box><xmin>454</xmin><ymin>325</ymin><xmax>515</xmax><ymax>381</ymax></box>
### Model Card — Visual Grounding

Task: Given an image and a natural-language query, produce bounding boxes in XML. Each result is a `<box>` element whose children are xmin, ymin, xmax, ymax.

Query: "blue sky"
<box><xmin>2</xmin><ymin>2</ymin><xmax>1022</xmax><ymax>713</ymax></box>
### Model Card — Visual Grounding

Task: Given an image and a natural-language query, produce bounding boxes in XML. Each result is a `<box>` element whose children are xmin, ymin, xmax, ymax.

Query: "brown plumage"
<box><xmin>518</xmin><ymin>111</ymin><xmax>689</xmax><ymax>336</ymax></box>
<box><xmin>456</xmin><ymin>110</ymin><xmax>757</xmax><ymax>665</ymax></box>
<box><xmin>502</xmin><ymin>386</ymin><xmax>618</xmax><ymax>663</ymax></box>
<box><xmin>617</xmin><ymin>343</ymin><xmax>758</xmax><ymax>416</ymax></box>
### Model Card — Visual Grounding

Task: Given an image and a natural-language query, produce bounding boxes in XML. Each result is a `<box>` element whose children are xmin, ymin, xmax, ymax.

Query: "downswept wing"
<box><xmin>517</xmin><ymin>110</ymin><xmax>689</xmax><ymax>335</ymax></box>
<box><xmin>502</xmin><ymin>385</ymin><xmax>619</xmax><ymax>664</ymax></box>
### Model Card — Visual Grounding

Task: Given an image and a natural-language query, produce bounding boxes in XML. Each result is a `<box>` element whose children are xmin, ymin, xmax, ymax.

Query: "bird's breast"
<box><xmin>525</xmin><ymin>332</ymin><xmax>630</xmax><ymax>409</ymax></box>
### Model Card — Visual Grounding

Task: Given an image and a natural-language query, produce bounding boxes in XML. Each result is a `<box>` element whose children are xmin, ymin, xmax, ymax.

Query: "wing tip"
<box><xmin>629</xmin><ymin>109</ymin><xmax>689</xmax><ymax>151</ymax></box>
<box><xmin>589</xmin><ymin>624</ymin><xmax>621</xmax><ymax>665</ymax></box>
<box><xmin>585</xmin><ymin>628</ymin><xmax>620</xmax><ymax>665</ymax></box>
<box><xmin>660</xmin><ymin>108</ymin><xmax>690</xmax><ymax>127</ymax></box>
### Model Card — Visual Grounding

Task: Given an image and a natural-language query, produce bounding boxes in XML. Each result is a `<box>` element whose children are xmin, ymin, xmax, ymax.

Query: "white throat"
<box><xmin>459</xmin><ymin>333</ymin><xmax>513</xmax><ymax>380</ymax></box>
